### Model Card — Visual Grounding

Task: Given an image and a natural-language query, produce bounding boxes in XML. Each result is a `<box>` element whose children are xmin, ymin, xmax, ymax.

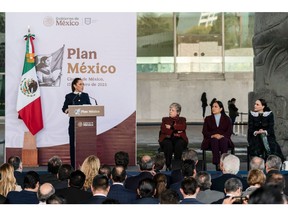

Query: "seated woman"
<box><xmin>201</xmin><ymin>100</ymin><xmax>234</xmax><ymax>170</ymax></box>
<box><xmin>247</xmin><ymin>98</ymin><xmax>284</xmax><ymax>161</ymax></box>
<box><xmin>159</xmin><ymin>102</ymin><xmax>188</xmax><ymax>171</ymax></box>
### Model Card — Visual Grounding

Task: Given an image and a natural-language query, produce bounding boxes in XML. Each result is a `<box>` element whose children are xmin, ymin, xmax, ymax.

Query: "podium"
<box><xmin>68</xmin><ymin>105</ymin><xmax>104</xmax><ymax>168</ymax></box>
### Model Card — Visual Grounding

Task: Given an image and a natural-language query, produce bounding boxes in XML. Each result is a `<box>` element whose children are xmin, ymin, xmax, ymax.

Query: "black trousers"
<box><xmin>160</xmin><ymin>137</ymin><xmax>188</xmax><ymax>168</ymax></box>
<box><xmin>68</xmin><ymin>118</ymin><xmax>75</xmax><ymax>169</ymax></box>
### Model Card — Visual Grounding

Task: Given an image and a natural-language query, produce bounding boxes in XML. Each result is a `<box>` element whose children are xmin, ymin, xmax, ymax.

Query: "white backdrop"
<box><xmin>5</xmin><ymin>12</ymin><xmax>136</xmax><ymax>148</ymax></box>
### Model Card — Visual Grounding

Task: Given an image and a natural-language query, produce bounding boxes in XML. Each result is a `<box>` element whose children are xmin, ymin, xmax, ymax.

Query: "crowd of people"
<box><xmin>0</xmin><ymin>150</ymin><xmax>287</xmax><ymax>204</ymax></box>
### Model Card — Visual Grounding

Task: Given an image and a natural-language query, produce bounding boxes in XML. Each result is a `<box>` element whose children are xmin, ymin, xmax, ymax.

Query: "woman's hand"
<box><xmin>165</xmin><ymin>124</ymin><xmax>171</xmax><ymax>129</ymax></box>
<box><xmin>211</xmin><ymin>134</ymin><xmax>224</xmax><ymax>139</ymax></box>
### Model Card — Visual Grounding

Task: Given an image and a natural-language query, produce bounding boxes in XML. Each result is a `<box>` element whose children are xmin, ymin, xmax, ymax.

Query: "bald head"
<box><xmin>38</xmin><ymin>183</ymin><xmax>55</xmax><ymax>202</ymax></box>
<box><xmin>250</xmin><ymin>156</ymin><xmax>265</xmax><ymax>171</ymax></box>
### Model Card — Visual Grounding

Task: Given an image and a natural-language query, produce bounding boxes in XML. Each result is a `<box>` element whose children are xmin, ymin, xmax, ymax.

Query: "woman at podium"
<box><xmin>62</xmin><ymin>78</ymin><xmax>91</xmax><ymax>168</ymax></box>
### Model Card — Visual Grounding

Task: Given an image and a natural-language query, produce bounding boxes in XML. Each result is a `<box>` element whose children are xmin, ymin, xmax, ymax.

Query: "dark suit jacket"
<box><xmin>211</xmin><ymin>173</ymin><xmax>248</xmax><ymax>193</ymax></box>
<box><xmin>201</xmin><ymin>114</ymin><xmax>234</xmax><ymax>150</ymax></box>
<box><xmin>0</xmin><ymin>194</ymin><xmax>6</xmax><ymax>204</ymax></box>
<box><xmin>107</xmin><ymin>184</ymin><xmax>137</xmax><ymax>204</ymax></box>
<box><xmin>62</xmin><ymin>92</ymin><xmax>91</xmax><ymax>113</ymax></box>
<box><xmin>14</xmin><ymin>171</ymin><xmax>25</xmax><ymax>189</ymax></box>
<box><xmin>56</xmin><ymin>187</ymin><xmax>93</xmax><ymax>204</ymax></box>
<box><xmin>134</xmin><ymin>197</ymin><xmax>159</xmax><ymax>204</ymax></box>
<box><xmin>40</xmin><ymin>173</ymin><xmax>59</xmax><ymax>187</ymax></box>
<box><xmin>6</xmin><ymin>190</ymin><xmax>39</xmax><ymax>204</ymax></box>
<box><xmin>81</xmin><ymin>195</ymin><xmax>107</xmax><ymax>204</ymax></box>
<box><xmin>180</xmin><ymin>198</ymin><xmax>203</xmax><ymax>204</ymax></box>
<box><xmin>159</xmin><ymin>116</ymin><xmax>188</xmax><ymax>143</ymax></box>
<box><xmin>124</xmin><ymin>171</ymin><xmax>154</xmax><ymax>193</ymax></box>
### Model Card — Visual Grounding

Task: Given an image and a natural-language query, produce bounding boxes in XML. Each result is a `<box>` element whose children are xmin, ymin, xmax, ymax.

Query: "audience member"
<box><xmin>124</xmin><ymin>155</ymin><xmax>154</xmax><ymax>192</ymax></box>
<box><xmin>265</xmin><ymin>154</ymin><xmax>288</xmax><ymax>195</ymax></box>
<box><xmin>46</xmin><ymin>194</ymin><xmax>67</xmax><ymax>204</ymax></box>
<box><xmin>170</xmin><ymin>159</ymin><xmax>196</xmax><ymax>200</ymax></box>
<box><xmin>153</xmin><ymin>172</ymin><xmax>167</xmax><ymax>199</ymax></box>
<box><xmin>170</xmin><ymin>148</ymin><xmax>198</xmax><ymax>184</ymax></box>
<box><xmin>212</xmin><ymin>178</ymin><xmax>243</xmax><ymax>204</ymax></box>
<box><xmin>0</xmin><ymin>163</ymin><xmax>22</xmax><ymax>197</ymax></box>
<box><xmin>7</xmin><ymin>156</ymin><xmax>25</xmax><ymax>188</ymax></box>
<box><xmin>134</xmin><ymin>178</ymin><xmax>159</xmax><ymax>204</ymax></box>
<box><xmin>54</xmin><ymin>164</ymin><xmax>74</xmax><ymax>190</ymax></box>
<box><xmin>80</xmin><ymin>155</ymin><xmax>101</xmax><ymax>191</ymax></box>
<box><xmin>40</xmin><ymin>156</ymin><xmax>62</xmax><ymax>187</ymax></box>
<box><xmin>6</xmin><ymin>171</ymin><xmax>40</xmax><ymax>204</ymax></box>
<box><xmin>211</xmin><ymin>154</ymin><xmax>248</xmax><ymax>192</ymax></box>
<box><xmin>159</xmin><ymin>189</ymin><xmax>180</xmax><ymax>204</ymax></box>
<box><xmin>55</xmin><ymin>170</ymin><xmax>92</xmax><ymax>204</ymax></box>
<box><xmin>107</xmin><ymin>165</ymin><xmax>137</xmax><ymax>204</ymax></box>
<box><xmin>38</xmin><ymin>183</ymin><xmax>55</xmax><ymax>204</ymax></box>
<box><xmin>0</xmin><ymin>194</ymin><xmax>6</xmax><ymax>204</ymax></box>
<box><xmin>249</xmin><ymin>156</ymin><xmax>265</xmax><ymax>170</ymax></box>
<box><xmin>102</xmin><ymin>198</ymin><xmax>120</xmax><ymax>204</ymax></box>
<box><xmin>114</xmin><ymin>151</ymin><xmax>129</xmax><ymax>170</ymax></box>
<box><xmin>179</xmin><ymin>177</ymin><xmax>202</xmax><ymax>204</ymax></box>
<box><xmin>195</xmin><ymin>171</ymin><xmax>225</xmax><ymax>203</ymax></box>
<box><xmin>242</xmin><ymin>169</ymin><xmax>266</xmax><ymax>198</ymax></box>
<box><xmin>81</xmin><ymin>174</ymin><xmax>110</xmax><ymax>204</ymax></box>
<box><xmin>248</xmin><ymin>185</ymin><xmax>286</xmax><ymax>204</ymax></box>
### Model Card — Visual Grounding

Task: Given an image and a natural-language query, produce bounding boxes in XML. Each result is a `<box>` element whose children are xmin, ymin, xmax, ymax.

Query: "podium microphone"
<box><xmin>89</xmin><ymin>96</ymin><xmax>98</xmax><ymax>105</ymax></box>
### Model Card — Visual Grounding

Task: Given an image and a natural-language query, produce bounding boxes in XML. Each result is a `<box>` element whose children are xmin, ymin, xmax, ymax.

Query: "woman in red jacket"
<box><xmin>201</xmin><ymin>100</ymin><xmax>234</xmax><ymax>170</ymax></box>
<box><xmin>159</xmin><ymin>103</ymin><xmax>188</xmax><ymax>171</ymax></box>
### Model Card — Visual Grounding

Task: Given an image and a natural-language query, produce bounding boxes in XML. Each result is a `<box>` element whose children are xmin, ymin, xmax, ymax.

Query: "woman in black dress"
<box><xmin>247</xmin><ymin>98</ymin><xmax>284</xmax><ymax>161</ymax></box>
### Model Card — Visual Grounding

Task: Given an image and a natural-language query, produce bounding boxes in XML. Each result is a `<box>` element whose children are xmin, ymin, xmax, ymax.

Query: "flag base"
<box><xmin>22</xmin><ymin>131</ymin><xmax>39</xmax><ymax>167</ymax></box>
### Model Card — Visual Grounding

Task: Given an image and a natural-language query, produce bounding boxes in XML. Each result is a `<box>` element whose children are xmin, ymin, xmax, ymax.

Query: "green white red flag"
<box><xmin>16</xmin><ymin>32</ymin><xmax>43</xmax><ymax>135</ymax></box>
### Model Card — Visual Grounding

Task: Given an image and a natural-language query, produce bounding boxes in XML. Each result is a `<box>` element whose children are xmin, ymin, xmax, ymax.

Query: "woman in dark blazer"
<box><xmin>201</xmin><ymin>100</ymin><xmax>233</xmax><ymax>170</ymax></box>
<box><xmin>62</xmin><ymin>78</ymin><xmax>91</xmax><ymax>168</ymax></box>
<box><xmin>159</xmin><ymin>102</ymin><xmax>188</xmax><ymax>171</ymax></box>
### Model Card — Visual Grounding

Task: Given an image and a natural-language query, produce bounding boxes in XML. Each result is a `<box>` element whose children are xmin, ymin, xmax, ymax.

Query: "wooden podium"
<box><xmin>68</xmin><ymin>105</ymin><xmax>104</xmax><ymax>168</ymax></box>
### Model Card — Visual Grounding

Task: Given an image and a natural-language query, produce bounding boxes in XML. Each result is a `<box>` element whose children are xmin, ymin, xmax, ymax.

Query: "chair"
<box><xmin>201</xmin><ymin>146</ymin><xmax>235</xmax><ymax>171</ymax></box>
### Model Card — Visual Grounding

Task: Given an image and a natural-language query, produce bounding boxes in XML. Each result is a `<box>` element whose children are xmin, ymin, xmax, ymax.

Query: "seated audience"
<box><xmin>40</xmin><ymin>156</ymin><xmax>62</xmax><ymax>187</ymax></box>
<box><xmin>7</xmin><ymin>156</ymin><xmax>25</xmax><ymax>188</ymax></box>
<box><xmin>80</xmin><ymin>155</ymin><xmax>101</xmax><ymax>191</ymax></box>
<box><xmin>242</xmin><ymin>169</ymin><xmax>266</xmax><ymax>198</ymax></box>
<box><xmin>54</xmin><ymin>164</ymin><xmax>74</xmax><ymax>190</ymax></box>
<box><xmin>195</xmin><ymin>171</ymin><xmax>225</xmax><ymax>203</ymax></box>
<box><xmin>6</xmin><ymin>171</ymin><xmax>40</xmax><ymax>204</ymax></box>
<box><xmin>38</xmin><ymin>183</ymin><xmax>55</xmax><ymax>204</ymax></box>
<box><xmin>134</xmin><ymin>178</ymin><xmax>159</xmax><ymax>204</ymax></box>
<box><xmin>107</xmin><ymin>165</ymin><xmax>137</xmax><ymax>204</ymax></box>
<box><xmin>179</xmin><ymin>177</ymin><xmax>202</xmax><ymax>204</ymax></box>
<box><xmin>248</xmin><ymin>185</ymin><xmax>287</xmax><ymax>204</ymax></box>
<box><xmin>0</xmin><ymin>163</ymin><xmax>22</xmax><ymax>197</ymax></box>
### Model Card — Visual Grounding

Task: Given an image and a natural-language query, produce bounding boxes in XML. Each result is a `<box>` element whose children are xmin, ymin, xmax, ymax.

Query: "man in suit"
<box><xmin>6</xmin><ymin>171</ymin><xmax>40</xmax><ymax>204</ymax></box>
<box><xmin>107</xmin><ymin>165</ymin><xmax>137</xmax><ymax>204</ymax></box>
<box><xmin>211</xmin><ymin>154</ymin><xmax>248</xmax><ymax>193</ymax></box>
<box><xmin>179</xmin><ymin>177</ymin><xmax>202</xmax><ymax>204</ymax></box>
<box><xmin>7</xmin><ymin>156</ymin><xmax>25</xmax><ymax>189</ymax></box>
<box><xmin>134</xmin><ymin>178</ymin><xmax>159</xmax><ymax>204</ymax></box>
<box><xmin>81</xmin><ymin>175</ymin><xmax>110</xmax><ymax>204</ymax></box>
<box><xmin>265</xmin><ymin>154</ymin><xmax>288</xmax><ymax>196</ymax></box>
<box><xmin>56</xmin><ymin>170</ymin><xmax>92</xmax><ymax>204</ymax></box>
<box><xmin>196</xmin><ymin>171</ymin><xmax>225</xmax><ymax>204</ymax></box>
<box><xmin>212</xmin><ymin>178</ymin><xmax>244</xmax><ymax>204</ymax></box>
<box><xmin>124</xmin><ymin>155</ymin><xmax>154</xmax><ymax>193</ymax></box>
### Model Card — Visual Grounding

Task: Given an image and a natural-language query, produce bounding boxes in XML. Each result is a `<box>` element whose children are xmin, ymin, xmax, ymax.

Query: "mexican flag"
<box><xmin>16</xmin><ymin>32</ymin><xmax>43</xmax><ymax>135</ymax></box>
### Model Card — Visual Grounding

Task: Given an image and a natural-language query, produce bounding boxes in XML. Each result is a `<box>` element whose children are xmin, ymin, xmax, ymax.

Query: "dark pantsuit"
<box><xmin>210</xmin><ymin>137</ymin><xmax>229</xmax><ymax>165</ymax></box>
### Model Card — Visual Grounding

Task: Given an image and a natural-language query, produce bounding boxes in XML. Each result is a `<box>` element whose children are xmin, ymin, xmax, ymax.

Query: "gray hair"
<box><xmin>250</xmin><ymin>156</ymin><xmax>265</xmax><ymax>171</ymax></box>
<box><xmin>223</xmin><ymin>154</ymin><xmax>240</xmax><ymax>174</ymax></box>
<box><xmin>195</xmin><ymin>171</ymin><xmax>212</xmax><ymax>190</ymax></box>
<box><xmin>266</xmin><ymin>155</ymin><xmax>282</xmax><ymax>171</ymax></box>
<box><xmin>224</xmin><ymin>178</ymin><xmax>243</xmax><ymax>193</ymax></box>
<box><xmin>170</xmin><ymin>103</ymin><xmax>181</xmax><ymax>114</ymax></box>
<box><xmin>182</xmin><ymin>149</ymin><xmax>198</xmax><ymax>162</ymax></box>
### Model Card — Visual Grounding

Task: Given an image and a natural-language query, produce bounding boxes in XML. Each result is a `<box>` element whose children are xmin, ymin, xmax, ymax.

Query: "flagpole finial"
<box><xmin>28</xmin><ymin>25</ymin><xmax>30</xmax><ymax>34</ymax></box>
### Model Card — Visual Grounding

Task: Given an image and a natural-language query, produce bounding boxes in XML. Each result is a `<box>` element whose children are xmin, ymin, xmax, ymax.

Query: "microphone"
<box><xmin>72</xmin><ymin>93</ymin><xmax>79</xmax><ymax>105</ymax></box>
<box><xmin>89</xmin><ymin>96</ymin><xmax>98</xmax><ymax>105</ymax></box>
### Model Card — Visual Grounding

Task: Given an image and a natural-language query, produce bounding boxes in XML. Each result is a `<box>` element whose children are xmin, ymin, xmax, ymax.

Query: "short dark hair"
<box><xmin>69</xmin><ymin>170</ymin><xmax>86</xmax><ymax>189</ymax></box>
<box><xmin>114</xmin><ymin>151</ymin><xmax>129</xmax><ymax>169</ymax></box>
<box><xmin>24</xmin><ymin>171</ymin><xmax>40</xmax><ymax>189</ymax></box>
<box><xmin>47</xmin><ymin>156</ymin><xmax>62</xmax><ymax>174</ymax></box>
<box><xmin>58</xmin><ymin>164</ymin><xmax>74</xmax><ymax>181</ymax></box>
<box><xmin>7</xmin><ymin>156</ymin><xmax>21</xmax><ymax>170</ymax></box>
